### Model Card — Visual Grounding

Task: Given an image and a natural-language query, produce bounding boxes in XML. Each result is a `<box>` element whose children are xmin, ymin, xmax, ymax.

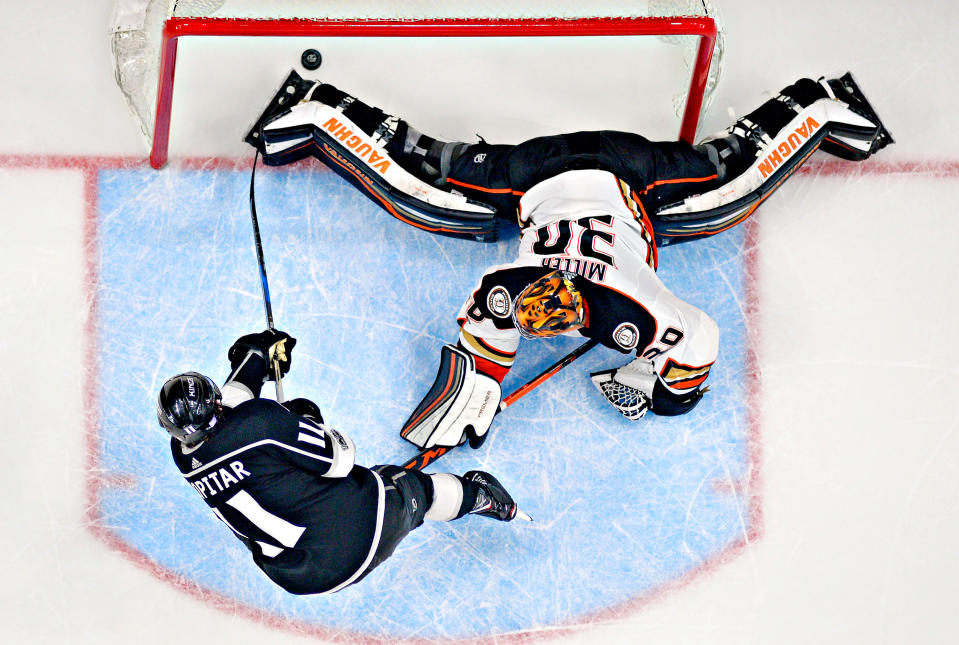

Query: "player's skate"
<box><xmin>464</xmin><ymin>471</ymin><xmax>532</xmax><ymax>522</ymax></box>
<box><xmin>819</xmin><ymin>72</ymin><xmax>894</xmax><ymax>160</ymax></box>
<box><xmin>244</xmin><ymin>71</ymin><xmax>499</xmax><ymax>241</ymax></box>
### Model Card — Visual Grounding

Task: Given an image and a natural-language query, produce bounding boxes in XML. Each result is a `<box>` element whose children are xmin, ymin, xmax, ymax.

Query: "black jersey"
<box><xmin>170</xmin><ymin>398</ymin><xmax>383</xmax><ymax>594</ymax></box>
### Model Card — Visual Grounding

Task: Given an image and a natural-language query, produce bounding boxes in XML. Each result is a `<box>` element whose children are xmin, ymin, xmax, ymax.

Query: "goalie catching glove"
<box><xmin>228</xmin><ymin>329</ymin><xmax>296</xmax><ymax>380</ymax></box>
<box><xmin>401</xmin><ymin>345</ymin><xmax>502</xmax><ymax>449</ymax></box>
<box><xmin>590</xmin><ymin>357</ymin><xmax>707</xmax><ymax>420</ymax></box>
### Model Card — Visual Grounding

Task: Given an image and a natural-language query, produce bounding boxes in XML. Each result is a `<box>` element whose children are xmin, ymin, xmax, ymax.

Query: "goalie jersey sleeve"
<box><xmin>456</xmin><ymin>169</ymin><xmax>718</xmax><ymax>395</ymax></box>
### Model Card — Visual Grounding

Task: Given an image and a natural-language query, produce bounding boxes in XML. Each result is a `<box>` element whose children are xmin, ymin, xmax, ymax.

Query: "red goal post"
<box><xmin>111</xmin><ymin>2</ymin><xmax>723</xmax><ymax>169</ymax></box>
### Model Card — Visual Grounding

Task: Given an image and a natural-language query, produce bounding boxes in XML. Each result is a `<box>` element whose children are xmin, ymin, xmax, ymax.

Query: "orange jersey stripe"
<box><xmin>660</xmin><ymin>357</ymin><xmax>714</xmax><ymax>390</ymax></box>
<box><xmin>665</xmin><ymin>373</ymin><xmax>710</xmax><ymax>390</ymax></box>
<box><xmin>474</xmin><ymin>355</ymin><xmax>509</xmax><ymax>382</ymax></box>
<box><xmin>641</xmin><ymin>173</ymin><xmax>718</xmax><ymax>195</ymax></box>
<box><xmin>445</xmin><ymin>177</ymin><xmax>526</xmax><ymax>196</ymax></box>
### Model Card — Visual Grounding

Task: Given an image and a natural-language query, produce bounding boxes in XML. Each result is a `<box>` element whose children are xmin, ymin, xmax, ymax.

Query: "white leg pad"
<box><xmin>662</xmin><ymin>99</ymin><xmax>874</xmax><ymax>218</ymax></box>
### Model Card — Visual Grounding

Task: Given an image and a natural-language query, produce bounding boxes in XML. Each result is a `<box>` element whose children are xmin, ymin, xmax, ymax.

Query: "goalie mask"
<box><xmin>157</xmin><ymin>372</ymin><xmax>223</xmax><ymax>446</ymax></box>
<box><xmin>512</xmin><ymin>270</ymin><xmax>585</xmax><ymax>339</ymax></box>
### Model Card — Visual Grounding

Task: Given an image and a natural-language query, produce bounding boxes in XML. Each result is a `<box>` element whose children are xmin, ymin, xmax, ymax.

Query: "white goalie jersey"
<box><xmin>456</xmin><ymin>169</ymin><xmax>719</xmax><ymax>398</ymax></box>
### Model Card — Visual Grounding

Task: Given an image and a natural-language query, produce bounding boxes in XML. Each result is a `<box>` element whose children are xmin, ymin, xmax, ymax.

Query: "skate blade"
<box><xmin>514</xmin><ymin>507</ymin><xmax>533</xmax><ymax>522</ymax></box>
<box><xmin>838</xmin><ymin>72</ymin><xmax>894</xmax><ymax>149</ymax></box>
<box><xmin>244</xmin><ymin>70</ymin><xmax>315</xmax><ymax>151</ymax></box>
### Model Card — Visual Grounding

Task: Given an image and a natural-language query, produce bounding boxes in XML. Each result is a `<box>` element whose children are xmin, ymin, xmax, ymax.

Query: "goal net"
<box><xmin>110</xmin><ymin>1</ymin><xmax>725</xmax><ymax>168</ymax></box>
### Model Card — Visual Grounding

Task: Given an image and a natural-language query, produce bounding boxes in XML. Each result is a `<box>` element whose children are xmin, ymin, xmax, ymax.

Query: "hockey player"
<box><xmin>157</xmin><ymin>329</ymin><xmax>527</xmax><ymax>595</ymax></box>
<box><xmin>246</xmin><ymin>71</ymin><xmax>891</xmax><ymax>449</ymax></box>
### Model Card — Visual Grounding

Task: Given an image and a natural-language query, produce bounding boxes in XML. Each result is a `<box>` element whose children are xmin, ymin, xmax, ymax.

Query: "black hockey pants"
<box><xmin>349</xmin><ymin>465</ymin><xmax>434</xmax><ymax>585</ymax></box>
<box><xmin>443</xmin><ymin>130</ymin><xmax>719</xmax><ymax>220</ymax></box>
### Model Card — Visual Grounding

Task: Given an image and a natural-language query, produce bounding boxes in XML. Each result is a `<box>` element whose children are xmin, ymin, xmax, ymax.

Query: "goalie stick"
<box><xmin>401</xmin><ymin>338</ymin><xmax>600</xmax><ymax>470</ymax></box>
<box><xmin>248</xmin><ymin>150</ymin><xmax>285</xmax><ymax>402</ymax></box>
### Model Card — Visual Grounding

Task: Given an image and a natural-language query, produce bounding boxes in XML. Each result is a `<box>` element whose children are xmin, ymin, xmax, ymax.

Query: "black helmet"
<box><xmin>157</xmin><ymin>372</ymin><xmax>222</xmax><ymax>445</ymax></box>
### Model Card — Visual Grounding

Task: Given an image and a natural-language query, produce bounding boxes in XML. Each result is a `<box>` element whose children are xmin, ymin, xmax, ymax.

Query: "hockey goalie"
<box><xmin>245</xmin><ymin>70</ymin><xmax>892</xmax><ymax>449</ymax></box>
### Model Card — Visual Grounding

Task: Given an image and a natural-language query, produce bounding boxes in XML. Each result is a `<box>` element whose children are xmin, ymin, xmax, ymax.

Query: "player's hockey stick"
<box><xmin>401</xmin><ymin>338</ymin><xmax>600</xmax><ymax>470</ymax></box>
<box><xmin>248</xmin><ymin>150</ymin><xmax>285</xmax><ymax>401</ymax></box>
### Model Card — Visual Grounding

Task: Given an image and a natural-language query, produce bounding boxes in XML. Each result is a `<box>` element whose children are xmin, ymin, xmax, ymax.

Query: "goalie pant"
<box><xmin>169</xmin><ymin>345</ymin><xmax>495</xmax><ymax>595</ymax></box>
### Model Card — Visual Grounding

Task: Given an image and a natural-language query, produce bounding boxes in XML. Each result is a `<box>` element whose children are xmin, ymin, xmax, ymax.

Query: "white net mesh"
<box><xmin>110</xmin><ymin>0</ymin><xmax>175</xmax><ymax>143</ymax></box>
<box><xmin>650</xmin><ymin>0</ymin><xmax>725</xmax><ymax>117</ymax></box>
<box><xmin>595</xmin><ymin>379</ymin><xmax>651</xmax><ymax>420</ymax></box>
<box><xmin>110</xmin><ymin>0</ymin><xmax>724</xmax><ymax>158</ymax></box>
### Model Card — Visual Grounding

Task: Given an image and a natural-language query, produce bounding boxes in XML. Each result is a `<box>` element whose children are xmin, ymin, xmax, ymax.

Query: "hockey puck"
<box><xmin>301</xmin><ymin>49</ymin><xmax>322</xmax><ymax>71</ymax></box>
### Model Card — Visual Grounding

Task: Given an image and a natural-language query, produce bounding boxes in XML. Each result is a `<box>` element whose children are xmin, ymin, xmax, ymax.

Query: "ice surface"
<box><xmin>93</xmin><ymin>164</ymin><xmax>753</xmax><ymax>639</ymax></box>
<box><xmin>3</xmin><ymin>1</ymin><xmax>959</xmax><ymax>644</ymax></box>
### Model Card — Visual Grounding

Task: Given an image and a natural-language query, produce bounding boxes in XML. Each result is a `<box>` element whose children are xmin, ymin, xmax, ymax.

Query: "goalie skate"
<box><xmin>244</xmin><ymin>70</ymin><xmax>319</xmax><ymax>163</ymax></box>
<box><xmin>820</xmin><ymin>71</ymin><xmax>894</xmax><ymax>160</ymax></box>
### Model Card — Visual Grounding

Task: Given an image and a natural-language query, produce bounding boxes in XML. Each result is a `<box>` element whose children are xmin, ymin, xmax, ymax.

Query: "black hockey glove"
<box><xmin>283</xmin><ymin>397</ymin><xmax>323</xmax><ymax>423</ymax></box>
<box><xmin>651</xmin><ymin>380</ymin><xmax>708</xmax><ymax>416</ymax></box>
<box><xmin>228</xmin><ymin>329</ymin><xmax>297</xmax><ymax>379</ymax></box>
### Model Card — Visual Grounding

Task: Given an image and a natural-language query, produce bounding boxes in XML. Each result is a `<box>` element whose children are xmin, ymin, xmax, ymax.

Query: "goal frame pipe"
<box><xmin>151</xmin><ymin>16</ymin><xmax>716</xmax><ymax>168</ymax></box>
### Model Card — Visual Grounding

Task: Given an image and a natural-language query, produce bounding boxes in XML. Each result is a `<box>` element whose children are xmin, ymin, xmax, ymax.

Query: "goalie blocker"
<box><xmin>400</xmin><ymin>345</ymin><xmax>502</xmax><ymax>450</ymax></box>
